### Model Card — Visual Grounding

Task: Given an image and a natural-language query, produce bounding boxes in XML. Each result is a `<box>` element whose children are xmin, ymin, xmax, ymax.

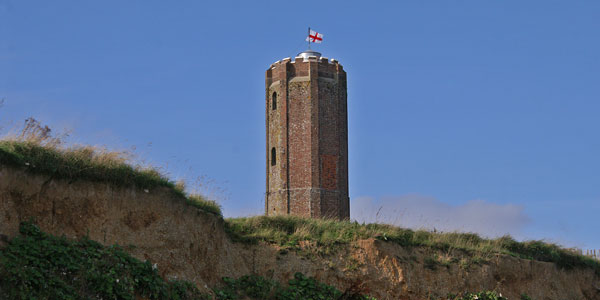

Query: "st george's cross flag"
<box><xmin>306</xmin><ymin>29</ymin><xmax>323</xmax><ymax>44</ymax></box>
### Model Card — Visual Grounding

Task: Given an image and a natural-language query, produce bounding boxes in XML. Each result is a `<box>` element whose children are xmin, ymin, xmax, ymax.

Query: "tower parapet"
<box><xmin>265</xmin><ymin>51</ymin><xmax>349</xmax><ymax>220</ymax></box>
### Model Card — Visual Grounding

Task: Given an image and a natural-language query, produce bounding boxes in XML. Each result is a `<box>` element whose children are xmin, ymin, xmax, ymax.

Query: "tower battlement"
<box><xmin>267</xmin><ymin>56</ymin><xmax>343</xmax><ymax>80</ymax></box>
<box><xmin>269</xmin><ymin>56</ymin><xmax>341</xmax><ymax>67</ymax></box>
<box><xmin>265</xmin><ymin>51</ymin><xmax>349</xmax><ymax>220</ymax></box>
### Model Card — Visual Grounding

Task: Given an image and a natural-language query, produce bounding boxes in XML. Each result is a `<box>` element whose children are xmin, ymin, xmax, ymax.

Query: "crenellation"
<box><xmin>305</xmin><ymin>56</ymin><xmax>319</xmax><ymax>62</ymax></box>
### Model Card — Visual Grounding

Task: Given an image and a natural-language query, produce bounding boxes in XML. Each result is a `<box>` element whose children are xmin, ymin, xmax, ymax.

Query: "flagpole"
<box><xmin>307</xmin><ymin>27</ymin><xmax>311</xmax><ymax>50</ymax></box>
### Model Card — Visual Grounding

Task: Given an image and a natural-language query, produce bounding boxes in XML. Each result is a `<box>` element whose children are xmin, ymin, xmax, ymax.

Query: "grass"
<box><xmin>224</xmin><ymin>215</ymin><xmax>600</xmax><ymax>275</ymax></box>
<box><xmin>187</xmin><ymin>194</ymin><xmax>222</xmax><ymax>216</ymax></box>
<box><xmin>0</xmin><ymin>119</ymin><xmax>222</xmax><ymax>217</ymax></box>
<box><xmin>0</xmin><ymin>140</ymin><xmax>179</xmax><ymax>193</ymax></box>
<box><xmin>2</xmin><ymin>118</ymin><xmax>598</xmax><ymax>278</ymax></box>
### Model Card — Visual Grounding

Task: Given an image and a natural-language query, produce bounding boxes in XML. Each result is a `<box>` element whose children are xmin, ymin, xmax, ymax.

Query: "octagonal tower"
<box><xmin>265</xmin><ymin>50</ymin><xmax>349</xmax><ymax>220</ymax></box>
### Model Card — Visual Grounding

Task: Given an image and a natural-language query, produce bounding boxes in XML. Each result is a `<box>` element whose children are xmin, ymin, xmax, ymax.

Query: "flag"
<box><xmin>306</xmin><ymin>29</ymin><xmax>323</xmax><ymax>44</ymax></box>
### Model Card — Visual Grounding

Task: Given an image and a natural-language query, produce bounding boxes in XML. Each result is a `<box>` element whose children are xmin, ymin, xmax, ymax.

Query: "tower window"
<box><xmin>272</xmin><ymin>92</ymin><xmax>277</xmax><ymax>110</ymax></box>
<box><xmin>271</xmin><ymin>147</ymin><xmax>276</xmax><ymax>166</ymax></box>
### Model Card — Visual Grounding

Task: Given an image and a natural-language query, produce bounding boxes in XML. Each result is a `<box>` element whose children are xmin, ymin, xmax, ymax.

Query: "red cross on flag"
<box><xmin>306</xmin><ymin>29</ymin><xmax>323</xmax><ymax>44</ymax></box>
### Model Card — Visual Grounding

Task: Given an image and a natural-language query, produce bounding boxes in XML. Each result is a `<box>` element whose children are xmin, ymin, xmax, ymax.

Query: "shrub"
<box><xmin>0</xmin><ymin>222</ymin><xmax>209</xmax><ymax>300</ymax></box>
<box><xmin>213</xmin><ymin>272</ymin><xmax>376</xmax><ymax>300</ymax></box>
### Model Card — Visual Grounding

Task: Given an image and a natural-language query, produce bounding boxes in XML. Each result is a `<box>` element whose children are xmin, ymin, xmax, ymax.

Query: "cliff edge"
<box><xmin>1</xmin><ymin>165</ymin><xmax>599</xmax><ymax>299</ymax></box>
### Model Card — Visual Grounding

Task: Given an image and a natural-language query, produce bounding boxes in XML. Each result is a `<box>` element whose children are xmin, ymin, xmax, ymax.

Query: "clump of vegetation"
<box><xmin>213</xmin><ymin>275</ymin><xmax>276</xmax><ymax>300</ymax></box>
<box><xmin>448</xmin><ymin>291</ymin><xmax>507</xmax><ymax>300</ymax></box>
<box><xmin>187</xmin><ymin>194</ymin><xmax>222</xmax><ymax>216</ymax></box>
<box><xmin>0</xmin><ymin>117</ymin><xmax>221</xmax><ymax>217</ymax></box>
<box><xmin>423</xmin><ymin>256</ymin><xmax>439</xmax><ymax>270</ymax></box>
<box><xmin>493</xmin><ymin>236</ymin><xmax>599</xmax><ymax>271</ymax></box>
<box><xmin>224</xmin><ymin>216</ymin><xmax>600</xmax><ymax>275</ymax></box>
<box><xmin>213</xmin><ymin>272</ymin><xmax>376</xmax><ymax>300</ymax></box>
<box><xmin>520</xmin><ymin>293</ymin><xmax>533</xmax><ymax>300</ymax></box>
<box><xmin>0</xmin><ymin>222</ymin><xmax>209</xmax><ymax>300</ymax></box>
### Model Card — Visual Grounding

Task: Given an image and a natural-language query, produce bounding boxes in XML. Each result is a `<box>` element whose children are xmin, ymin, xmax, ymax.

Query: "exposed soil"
<box><xmin>1</xmin><ymin>166</ymin><xmax>599</xmax><ymax>299</ymax></box>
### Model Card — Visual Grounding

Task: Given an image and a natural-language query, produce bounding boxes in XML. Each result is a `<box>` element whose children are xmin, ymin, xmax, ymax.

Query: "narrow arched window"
<box><xmin>271</xmin><ymin>147</ymin><xmax>276</xmax><ymax>166</ymax></box>
<box><xmin>272</xmin><ymin>92</ymin><xmax>277</xmax><ymax>110</ymax></box>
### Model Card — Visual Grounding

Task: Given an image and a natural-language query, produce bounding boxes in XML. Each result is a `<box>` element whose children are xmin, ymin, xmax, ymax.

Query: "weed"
<box><xmin>470</xmin><ymin>256</ymin><xmax>486</xmax><ymax>266</ymax></box>
<box><xmin>328</xmin><ymin>260</ymin><xmax>336</xmax><ymax>269</ymax></box>
<box><xmin>520</xmin><ymin>293</ymin><xmax>533</xmax><ymax>300</ymax></box>
<box><xmin>214</xmin><ymin>275</ymin><xmax>276</xmax><ymax>300</ymax></box>
<box><xmin>279</xmin><ymin>272</ymin><xmax>342</xmax><ymax>300</ymax></box>
<box><xmin>449</xmin><ymin>291</ymin><xmax>507</xmax><ymax>300</ymax></box>
<box><xmin>437</xmin><ymin>254</ymin><xmax>456</xmax><ymax>269</ymax></box>
<box><xmin>424</xmin><ymin>256</ymin><xmax>438</xmax><ymax>270</ymax></box>
<box><xmin>16</xmin><ymin>117</ymin><xmax>67</xmax><ymax>147</ymax></box>
<box><xmin>458</xmin><ymin>258</ymin><xmax>470</xmax><ymax>270</ymax></box>
<box><xmin>345</xmin><ymin>257</ymin><xmax>360</xmax><ymax>271</ymax></box>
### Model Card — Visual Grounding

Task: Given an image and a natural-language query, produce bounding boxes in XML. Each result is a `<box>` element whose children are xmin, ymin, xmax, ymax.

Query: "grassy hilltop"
<box><xmin>0</xmin><ymin>119</ymin><xmax>598</xmax><ymax>299</ymax></box>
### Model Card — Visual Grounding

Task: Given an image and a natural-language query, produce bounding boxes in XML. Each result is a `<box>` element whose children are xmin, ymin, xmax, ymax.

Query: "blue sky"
<box><xmin>1</xmin><ymin>1</ymin><xmax>599</xmax><ymax>249</ymax></box>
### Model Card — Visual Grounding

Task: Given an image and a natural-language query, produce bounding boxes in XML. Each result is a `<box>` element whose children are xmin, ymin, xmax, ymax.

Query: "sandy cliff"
<box><xmin>1</xmin><ymin>165</ymin><xmax>598</xmax><ymax>299</ymax></box>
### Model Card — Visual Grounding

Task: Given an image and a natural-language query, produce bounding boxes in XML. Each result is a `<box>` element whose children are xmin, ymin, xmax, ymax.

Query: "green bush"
<box><xmin>213</xmin><ymin>272</ymin><xmax>376</xmax><ymax>300</ymax></box>
<box><xmin>214</xmin><ymin>275</ymin><xmax>275</xmax><ymax>300</ymax></box>
<box><xmin>277</xmin><ymin>272</ymin><xmax>342</xmax><ymax>300</ymax></box>
<box><xmin>0</xmin><ymin>222</ymin><xmax>209</xmax><ymax>300</ymax></box>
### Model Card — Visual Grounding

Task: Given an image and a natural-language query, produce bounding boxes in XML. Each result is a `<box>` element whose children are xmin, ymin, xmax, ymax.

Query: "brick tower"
<box><xmin>265</xmin><ymin>50</ymin><xmax>349</xmax><ymax>220</ymax></box>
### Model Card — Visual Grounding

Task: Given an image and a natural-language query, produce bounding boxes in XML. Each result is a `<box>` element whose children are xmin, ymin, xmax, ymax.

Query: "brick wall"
<box><xmin>265</xmin><ymin>55</ymin><xmax>349</xmax><ymax>220</ymax></box>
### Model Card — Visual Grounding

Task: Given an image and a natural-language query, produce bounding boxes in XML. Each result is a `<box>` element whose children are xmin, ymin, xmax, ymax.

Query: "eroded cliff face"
<box><xmin>1</xmin><ymin>166</ymin><xmax>599</xmax><ymax>299</ymax></box>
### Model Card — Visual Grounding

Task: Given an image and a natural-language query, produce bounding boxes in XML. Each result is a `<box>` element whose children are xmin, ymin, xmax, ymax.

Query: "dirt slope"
<box><xmin>1</xmin><ymin>165</ymin><xmax>599</xmax><ymax>299</ymax></box>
